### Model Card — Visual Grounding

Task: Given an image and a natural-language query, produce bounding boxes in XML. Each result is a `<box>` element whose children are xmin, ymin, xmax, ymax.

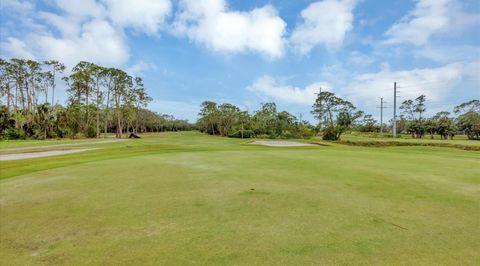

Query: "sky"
<box><xmin>1</xmin><ymin>0</ymin><xmax>479</xmax><ymax>122</ymax></box>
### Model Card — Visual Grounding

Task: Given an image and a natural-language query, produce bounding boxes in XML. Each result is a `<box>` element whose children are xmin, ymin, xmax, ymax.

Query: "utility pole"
<box><xmin>377</xmin><ymin>97</ymin><xmax>387</xmax><ymax>133</ymax></box>
<box><xmin>393</xmin><ymin>82</ymin><xmax>397</xmax><ymax>138</ymax></box>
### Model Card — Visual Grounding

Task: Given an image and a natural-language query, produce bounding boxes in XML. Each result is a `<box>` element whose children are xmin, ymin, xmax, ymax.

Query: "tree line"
<box><xmin>0</xmin><ymin>58</ymin><xmax>192</xmax><ymax>139</ymax></box>
<box><xmin>310</xmin><ymin>90</ymin><xmax>479</xmax><ymax>140</ymax></box>
<box><xmin>395</xmin><ymin>97</ymin><xmax>480</xmax><ymax>140</ymax></box>
<box><xmin>197</xmin><ymin>101</ymin><xmax>315</xmax><ymax>139</ymax></box>
<box><xmin>196</xmin><ymin>96</ymin><xmax>382</xmax><ymax>140</ymax></box>
<box><xmin>197</xmin><ymin>91</ymin><xmax>479</xmax><ymax>141</ymax></box>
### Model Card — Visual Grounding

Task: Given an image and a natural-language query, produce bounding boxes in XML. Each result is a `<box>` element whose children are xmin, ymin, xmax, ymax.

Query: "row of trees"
<box><xmin>308</xmin><ymin>89</ymin><xmax>479</xmax><ymax>141</ymax></box>
<box><xmin>395</xmin><ymin>97</ymin><xmax>479</xmax><ymax>140</ymax></box>
<box><xmin>0</xmin><ymin>58</ymin><xmax>192</xmax><ymax>139</ymax></box>
<box><xmin>196</xmin><ymin>94</ymin><xmax>385</xmax><ymax>140</ymax></box>
<box><xmin>197</xmin><ymin>101</ymin><xmax>315</xmax><ymax>139</ymax></box>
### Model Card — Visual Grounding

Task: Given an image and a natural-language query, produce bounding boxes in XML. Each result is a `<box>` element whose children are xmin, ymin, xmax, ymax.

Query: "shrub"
<box><xmin>228</xmin><ymin>129</ymin><xmax>254</xmax><ymax>138</ymax></box>
<box><xmin>85</xmin><ymin>125</ymin><xmax>97</xmax><ymax>138</ymax></box>
<box><xmin>322</xmin><ymin>126</ymin><xmax>340</xmax><ymax>140</ymax></box>
<box><xmin>3</xmin><ymin>127</ymin><xmax>26</xmax><ymax>140</ymax></box>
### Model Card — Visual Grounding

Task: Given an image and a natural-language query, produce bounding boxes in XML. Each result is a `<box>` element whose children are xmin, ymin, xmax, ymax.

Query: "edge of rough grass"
<box><xmin>335</xmin><ymin>139</ymin><xmax>480</xmax><ymax>151</ymax></box>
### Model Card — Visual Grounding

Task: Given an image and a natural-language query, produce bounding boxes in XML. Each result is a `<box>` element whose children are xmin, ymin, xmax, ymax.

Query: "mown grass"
<box><xmin>1</xmin><ymin>132</ymin><xmax>479</xmax><ymax>265</ymax></box>
<box><xmin>339</xmin><ymin>132</ymin><xmax>480</xmax><ymax>146</ymax></box>
<box><xmin>0</xmin><ymin>137</ymin><xmax>117</xmax><ymax>149</ymax></box>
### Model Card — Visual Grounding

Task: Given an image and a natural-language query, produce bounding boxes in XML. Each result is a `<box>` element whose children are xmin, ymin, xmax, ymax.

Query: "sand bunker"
<box><xmin>250</xmin><ymin>140</ymin><xmax>318</xmax><ymax>147</ymax></box>
<box><xmin>0</xmin><ymin>149</ymin><xmax>96</xmax><ymax>161</ymax></box>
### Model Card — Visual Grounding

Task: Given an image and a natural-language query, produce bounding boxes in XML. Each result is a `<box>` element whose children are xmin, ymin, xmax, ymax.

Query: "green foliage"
<box><xmin>456</xmin><ymin>112</ymin><xmax>480</xmax><ymax>140</ymax></box>
<box><xmin>454</xmin><ymin>100</ymin><xmax>480</xmax><ymax>140</ymax></box>
<box><xmin>356</xmin><ymin>114</ymin><xmax>379</xmax><ymax>132</ymax></box>
<box><xmin>197</xmin><ymin>101</ymin><xmax>314</xmax><ymax>139</ymax></box>
<box><xmin>0</xmin><ymin>57</ymin><xmax>189</xmax><ymax>140</ymax></box>
<box><xmin>312</xmin><ymin>91</ymin><xmax>362</xmax><ymax>140</ymax></box>
<box><xmin>3</xmin><ymin>127</ymin><xmax>26</xmax><ymax>139</ymax></box>
<box><xmin>229</xmin><ymin>129</ymin><xmax>254</xmax><ymax>138</ymax></box>
<box><xmin>321</xmin><ymin>126</ymin><xmax>341</xmax><ymax>140</ymax></box>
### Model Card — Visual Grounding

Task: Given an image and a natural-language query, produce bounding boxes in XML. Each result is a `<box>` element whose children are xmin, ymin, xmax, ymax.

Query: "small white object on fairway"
<box><xmin>0</xmin><ymin>148</ymin><xmax>97</xmax><ymax>161</ymax></box>
<box><xmin>250</xmin><ymin>140</ymin><xmax>317</xmax><ymax>147</ymax></box>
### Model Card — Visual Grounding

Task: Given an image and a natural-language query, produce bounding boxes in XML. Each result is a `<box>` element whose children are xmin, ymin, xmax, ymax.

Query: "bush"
<box><xmin>85</xmin><ymin>125</ymin><xmax>97</xmax><ymax>138</ymax></box>
<box><xmin>3</xmin><ymin>127</ymin><xmax>26</xmax><ymax>140</ymax></box>
<box><xmin>322</xmin><ymin>126</ymin><xmax>340</xmax><ymax>140</ymax></box>
<box><xmin>32</xmin><ymin>127</ymin><xmax>47</xmax><ymax>140</ymax></box>
<box><xmin>298</xmin><ymin>127</ymin><xmax>315</xmax><ymax>139</ymax></box>
<box><xmin>229</xmin><ymin>129</ymin><xmax>254</xmax><ymax>138</ymax></box>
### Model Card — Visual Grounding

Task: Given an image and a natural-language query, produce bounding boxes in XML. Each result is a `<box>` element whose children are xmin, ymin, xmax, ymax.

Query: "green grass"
<box><xmin>339</xmin><ymin>132</ymin><xmax>480</xmax><ymax>146</ymax></box>
<box><xmin>1</xmin><ymin>132</ymin><xmax>479</xmax><ymax>265</ymax></box>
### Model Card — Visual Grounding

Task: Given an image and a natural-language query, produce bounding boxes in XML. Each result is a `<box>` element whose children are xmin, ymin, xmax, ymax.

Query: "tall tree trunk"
<box><xmin>96</xmin><ymin>104</ymin><xmax>100</xmax><ymax>138</ymax></box>
<box><xmin>51</xmin><ymin>70</ymin><xmax>56</xmax><ymax>105</ymax></box>
<box><xmin>134</xmin><ymin>108</ymin><xmax>139</xmax><ymax>135</ymax></box>
<box><xmin>104</xmin><ymin>88</ymin><xmax>110</xmax><ymax>138</ymax></box>
<box><xmin>85</xmin><ymin>83</ymin><xmax>89</xmax><ymax>135</ymax></box>
<box><xmin>14</xmin><ymin>82</ymin><xmax>18</xmax><ymax>112</ymax></box>
<box><xmin>115</xmin><ymin>95</ymin><xmax>122</xmax><ymax>139</ymax></box>
<box><xmin>7</xmin><ymin>85</ymin><xmax>11</xmax><ymax>112</ymax></box>
<box><xmin>19</xmin><ymin>81</ymin><xmax>26</xmax><ymax>112</ymax></box>
<box><xmin>116</xmin><ymin>108</ymin><xmax>122</xmax><ymax>138</ymax></box>
<box><xmin>328</xmin><ymin>109</ymin><xmax>333</xmax><ymax>127</ymax></box>
<box><xmin>96</xmin><ymin>80</ymin><xmax>100</xmax><ymax>138</ymax></box>
<box><xmin>241</xmin><ymin>123</ymin><xmax>244</xmax><ymax>139</ymax></box>
<box><xmin>25</xmin><ymin>79</ymin><xmax>31</xmax><ymax>112</ymax></box>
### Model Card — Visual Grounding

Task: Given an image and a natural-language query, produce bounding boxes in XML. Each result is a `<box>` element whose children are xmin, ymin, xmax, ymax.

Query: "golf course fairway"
<box><xmin>1</xmin><ymin>132</ymin><xmax>479</xmax><ymax>265</ymax></box>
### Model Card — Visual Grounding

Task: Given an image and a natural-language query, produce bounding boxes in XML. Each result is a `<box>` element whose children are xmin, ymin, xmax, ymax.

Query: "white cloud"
<box><xmin>385</xmin><ymin>0</ymin><xmax>480</xmax><ymax>46</ymax></box>
<box><xmin>0</xmin><ymin>37</ymin><xmax>35</xmax><ymax>60</ymax></box>
<box><xmin>126</xmin><ymin>60</ymin><xmax>157</xmax><ymax>77</ymax></box>
<box><xmin>342</xmin><ymin>62</ymin><xmax>478</xmax><ymax>110</ymax></box>
<box><xmin>172</xmin><ymin>0</ymin><xmax>286</xmax><ymax>58</ymax></box>
<box><xmin>53</xmin><ymin>0</ymin><xmax>105</xmax><ymax>19</ymax></box>
<box><xmin>36</xmin><ymin>19</ymin><xmax>129</xmax><ymax>67</ymax></box>
<box><xmin>248</xmin><ymin>75</ymin><xmax>330</xmax><ymax>105</ymax></box>
<box><xmin>103</xmin><ymin>0</ymin><xmax>171</xmax><ymax>34</ymax></box>
<box><xmin>348</xmin><ymin>51</ymin><xmax>374</xmax><ymax>67</ymax></box>
<box><xmin>290</xmin><ymin>0</ymin><xmax>357</xmax><ymax>54</ymax></box>
<box><xmin>1</xmin><ymin>0</ymin><xmax>34</xmax><ymax>13</ymax></box>
<box><xmin>0</xmin><ymin>0</ymin><xmax>175</xmax><ymax>68</ymax></box>
<box><xmin>416</xmin><ymin>45</ymin><xmax>480</xmax><ymax>63</ymax></box>
<box><xmin>38</xmin><ymin>12</ymin><xmax>82</xmax><ymax>37</ymax></box>
<box><xmin>249</xmin><ymin>61</ymin><xmax>478</xmax><ymax>114</ymax></box>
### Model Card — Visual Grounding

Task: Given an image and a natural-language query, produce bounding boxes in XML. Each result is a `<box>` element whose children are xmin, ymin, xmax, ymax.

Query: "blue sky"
<box><xmin>1</xmin><ymin>0</ymin><xmax>479</xmax><ymax>122</ymax></box>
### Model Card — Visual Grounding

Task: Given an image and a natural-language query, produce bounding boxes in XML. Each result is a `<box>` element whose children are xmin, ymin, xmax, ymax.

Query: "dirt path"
<box><xmin>0</xmin><ymin>148</ymin><xmax>97</xmax><ymax>161</ymax></box>
<box><xmin>250</xmin><ymin>140</ymin><xmax>318</xmax><ymax>147</ymax></box>
<box><xmin>0</xmin><ymin>139</ymin><xmax>125</xmax><ymax>152</ymax></box>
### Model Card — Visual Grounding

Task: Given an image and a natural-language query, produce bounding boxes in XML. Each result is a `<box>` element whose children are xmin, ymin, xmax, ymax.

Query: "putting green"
<box><xmin>1</xmin><ymin>132</ymin><xmax>479</xmax><ymax>265</ymax></box>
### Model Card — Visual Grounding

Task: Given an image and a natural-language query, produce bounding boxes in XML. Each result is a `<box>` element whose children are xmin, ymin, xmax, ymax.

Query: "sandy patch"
<box><xmin>0</xmin><ymin>149</ymin><xmax>97</xmax><ymax>161</ymax></box>
<box><xmin>250</xmin><ymin>140</ymin><xmax>318</xmax><ymax>147</ymax></box>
